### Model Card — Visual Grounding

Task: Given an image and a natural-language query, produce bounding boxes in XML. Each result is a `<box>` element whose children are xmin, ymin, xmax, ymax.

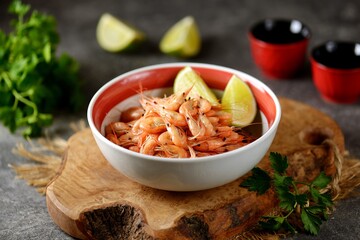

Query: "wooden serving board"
<box><xmin>46</xmin><ymin>98</ymin><xmax>345</xmax><ymax>239</ymax></box>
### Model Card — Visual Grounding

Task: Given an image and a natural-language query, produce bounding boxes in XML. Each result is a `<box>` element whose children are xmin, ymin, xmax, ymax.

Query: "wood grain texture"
<box><xmin>46</xmin><ymin>98</ymin><xmax>345</xmax><ymax>239</ymax></box>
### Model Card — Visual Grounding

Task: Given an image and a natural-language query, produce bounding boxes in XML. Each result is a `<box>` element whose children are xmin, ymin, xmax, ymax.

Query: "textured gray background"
<box><xmin>1</xmin><ymin>0</ymin><xmax>359</xmax><ymax>239</ymax></box>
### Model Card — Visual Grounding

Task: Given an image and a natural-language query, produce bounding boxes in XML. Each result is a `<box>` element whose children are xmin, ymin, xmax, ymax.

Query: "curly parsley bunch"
<box><xmin>0</xmin><ymin>0</ymin><xmax>84</xmax><ymax>137</ymax></box>
<box><xmin>241</xmin><ymin>152</ymin><xmax>334</xmax><ymax>235</ymax></box>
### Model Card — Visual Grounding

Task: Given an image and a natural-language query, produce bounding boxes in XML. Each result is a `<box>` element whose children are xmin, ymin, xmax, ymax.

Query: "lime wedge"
<box><xmin>160</xmin><ymin>16</ymin><xmax>201</xmax><ymax>58</ymax></box>
<box><xmin>96</xmin><ymin>13</ymin><xmax>145</xmax><ymax>52</ymax></box>
<box><xmin>221</xmin><ymin>75</ymin><xmax>257</xmax><ymax>127</ymax></box>
<box><xmin>173</xmin><ymin>66</ymin><xmax>219</xmax><ymax>105</ymax></box>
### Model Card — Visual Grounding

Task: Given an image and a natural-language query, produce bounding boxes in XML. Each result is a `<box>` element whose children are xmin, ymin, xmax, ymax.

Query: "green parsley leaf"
<box><xmin>269</xmin><ymin>152</ymin><xmax>288</xmax><ymax>174</ymax></box>
<box><xmin>282</xmin><ymin>218</ymin><xmax>297</xmax><ymax>234</ymax></box>
<box><xmin>295</xmin><ymin>193</ymin><xmax>308</xmax><ymax>207</ymax></box>
<box><xmin>273</xmin><ymin>173</ymin><xmax>293</xmax><ymax>188</ymax></box>
<box><xmin>310</xmin><ymin>188</ymin><xmax>333</xmax><ymax>208</ymax></box>
<box><xmin>301</xmin><ymin>207</ymin><xmax>323</xmax><ymax>235</ymax></box>
<box><xmin>312</xmin><ymin>172</ymin><xmax>331</xmax><ymax>189</ymax></box>
<box><xmin>240</xmin><ymin>167</ymin><xmax>271</xmax><ymax>194</ymax></box>
<box><xmin>319</xmin><ymin>193</ymin><xmax>333</xmax><ymax>208</ymax></box>
<box><xmin>278</xmin><ymin>191</ymin><xmax>296</xmax><ymax>211</ymax></box>
<box><xmin>273</xmin><ymin>173</ymin><xmax>295</xmax><ymax>211</ymax></box>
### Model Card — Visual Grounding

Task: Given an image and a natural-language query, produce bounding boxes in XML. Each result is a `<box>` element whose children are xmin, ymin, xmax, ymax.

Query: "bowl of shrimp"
<box><xmin>87</xmin><ymin>62</ymin><xmax>281</xmax><ymax>191</ymax></box>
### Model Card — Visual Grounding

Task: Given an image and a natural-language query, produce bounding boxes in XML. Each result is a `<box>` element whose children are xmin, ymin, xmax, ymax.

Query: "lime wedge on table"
<box><xmin>221</xmin><ymin>75</ymin><xmax>257</xmax><ymax>127</ymax></box>
<box><xmin>96</xmin><ymin>13</ymin><xmax>145</xmax><ymax>52</ymax></box>
<box><xmin>173</xmin><ymin>66</ymin><xmax>219</xmax><ymax>105</ymax></box>
<box><xmin>160</xmin><ymin>16</ymin><xmax>201</xmax><ymax>58</ymax></box>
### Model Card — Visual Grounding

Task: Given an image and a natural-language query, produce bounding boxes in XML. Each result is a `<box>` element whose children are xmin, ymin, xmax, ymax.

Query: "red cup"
<box><xmin>249</xmin><ymin>19</ymin><xmax>311</xmax><ymax>79</ymax></box>
<box><xmin>310</xmin><ymin>41</ymin><xmax>360</xmax><ymax>104</ymax></box>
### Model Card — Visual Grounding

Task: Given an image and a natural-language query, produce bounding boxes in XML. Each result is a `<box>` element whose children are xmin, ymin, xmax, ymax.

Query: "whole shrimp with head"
<box><xmin>105</xmin><ymin>86</ymin><xmax>256</xmax><ymax>158</ymax></box>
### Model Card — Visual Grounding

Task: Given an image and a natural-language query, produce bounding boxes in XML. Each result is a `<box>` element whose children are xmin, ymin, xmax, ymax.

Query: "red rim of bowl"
<box><xmin>87</xmin><ymin>62</ymin><xmax>282</xmax><ymax>162</ymax></box>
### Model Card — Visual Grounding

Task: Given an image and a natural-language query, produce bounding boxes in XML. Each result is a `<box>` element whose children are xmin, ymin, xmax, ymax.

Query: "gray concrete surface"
<box><xmin>1</xmin><ymin>0</ymin><xmax>359</xmax><ymax>239</ymax></box>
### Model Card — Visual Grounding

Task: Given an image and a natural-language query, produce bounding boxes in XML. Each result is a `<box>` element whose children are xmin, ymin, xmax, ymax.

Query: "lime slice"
<box><xmin>160</xmin><ymin>16</ymin><xmax>201</xmax><ymax>58</ymax></box>
<box><xmin>96</xmin><ymin>13</ymin><xmax>145</xmax><ymax>52</ymax></box>
<box><xmin>221</xmin><ymin>75</ymin><xmax>257</xmax><ymax>127</ymax></box>
<box><xmin>173</xmin><ymin>66</ymin><xmax>219</xmax><ymax>105</ymax></box>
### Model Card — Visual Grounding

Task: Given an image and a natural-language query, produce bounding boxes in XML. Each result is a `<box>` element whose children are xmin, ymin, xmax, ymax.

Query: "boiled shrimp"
<box><xmin>120</xmin><ymin>106</ymin><xmax>145</xmax><ymax>123</ymax></box>
<box><xmin>179</xmin><ymin>98</ymin><xmax>198</xmax><ymax>117</ymax></box>
<box><xmin>215</xmin><ymin>126</ymin><xmax>234</xmax><ymax>138</ymax></box>
<box><xmin>186</xmin><ymin>115</ymin><xmax>206</xmax><ymax>139</ymax></box>
<box><xmin>215</xmin><ymin>111</ymin><xmax>232</xmax><ymax>125</ymax></box>
<box><xmin>196</xmin><ymin>96</ymin><xmax>212</xmax><ymax>113</ymax></box>
<box><xmin>105</xmin><ymin>133</ymin><xmax>120</xmax><ymax>145</ymax></box>
<box><xmin>105</xmin><ymin>122</ymin><xmax>131</xmax><ymax>137</ymax></box>
<box><xmin>139</xmin><ymin>116</ymin><xmax>166</xmax><ymax>134</ymax></box>
<box><xmin>199</xmin><ymin>112</ymin><xmax>216</xmax><ymax>136</ymax></box>
<box><xmin>192</xmin><ymin>138</ymin><xmax>226</xmax><ymax>152</ymax></box>
<box><xmin>118</xmin><ymin>131</ymin><xmax>144</xmax><ymax>147</ymax></box>
<box><xmin>178</xmin><ymin>98</ymin><xmax>206</xmax><ymax>139</ymax></box>
<box><xmin>141</xmin><ymin>87</ymin><xmax>192</xmax><ymax>112</ymax></box>
<box><xmin>140</xmin><ymin>135</ymin><xmax>158</xmax><ymax>155</ymax></box>
<box><xmin>156</xmin><ymin>144</ymin><xmax>189</xmax><ymax>158</ymax></box>
<box><xmin>208</xmin><ymin>116</ymin><xmax>219</xmax><ymax>126</ymax></box>
<box><xmin>158</xmin><ymin>131</ymin><xmax>173</xmax><ymax>145</ymax></box>
<box><xmin>195</xmin><ymin>152</ymin><xmax>214</xmax><ymax>157</ymax></box>
<box><xmin>156</xmin><ymin>107</ymin><xmax>187</xmax><ymax>127</ymax></box>
<box><xmin>165</xmin><ymin>122</ymin><xmax>188</xmax><ymax>148</ymax></box>
<box><xmin>205</xmin><ymin>109</ymin><xmax>217</xmax><ymax>117</ymax></box>
<box><xmin>213</xmin><ymin>143</ymin><xmax>245</xmax><ymax>153</ymax></box>
<box><xmin>129</xmin><ymin>145</ymin><xmax>140</xmax><ymax>153</ymax></box>
<box><xmin>156</xmin><ymin>87</ymin><xmax>193</xmax><ymax>111</ymax></box>
<box><xmin>105</xmin><ymin>87</ymin><xmax>256</xmax><ymax>158</ymax></box>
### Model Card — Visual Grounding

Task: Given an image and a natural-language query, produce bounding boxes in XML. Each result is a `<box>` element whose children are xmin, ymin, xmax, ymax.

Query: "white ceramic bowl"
<box><xmin>87</xmin><ymin>63</ymin><xmax>281</xmax><ymax>191</ymax></box>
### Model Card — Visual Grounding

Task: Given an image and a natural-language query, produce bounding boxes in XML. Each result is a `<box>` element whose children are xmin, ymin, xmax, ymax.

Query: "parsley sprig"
<box><xmin>0</xmin><ymin>0</ymin><xmax>84</xmax><ymax>137</ymax></box>
<box><xmin>241</xmin><ymin>152</ymin><xmax>333</xmax><ymax>235</ymax></box>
